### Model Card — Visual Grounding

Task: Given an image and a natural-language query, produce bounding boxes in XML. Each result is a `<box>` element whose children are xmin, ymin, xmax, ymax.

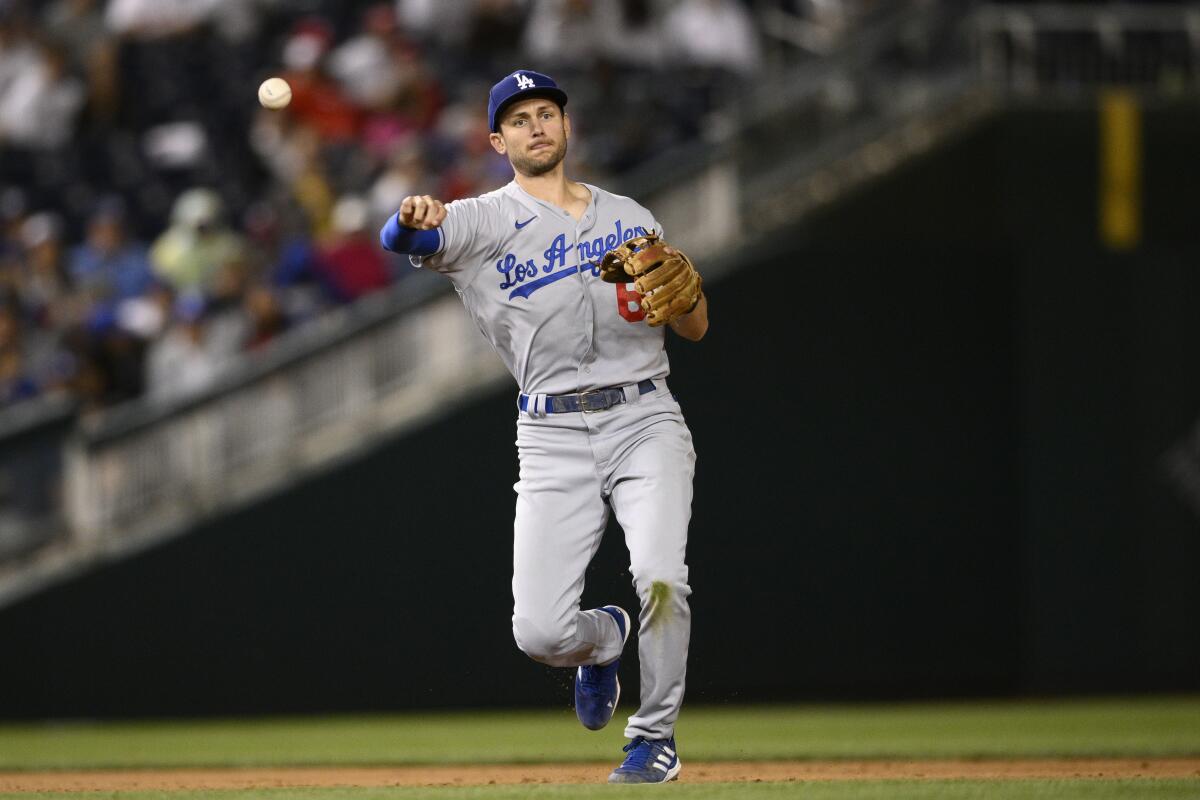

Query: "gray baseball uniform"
<box><xmin>402</xmin><ymin>179</ymin><xmax>694</xmax><ymax>741</ymax></box>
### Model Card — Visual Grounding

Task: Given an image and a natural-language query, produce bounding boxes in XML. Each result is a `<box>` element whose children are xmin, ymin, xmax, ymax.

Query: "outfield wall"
<box><xmin>1</xmin><ymin>106</ymin><xmax>1198</xmax><ymax>718</ymax></box>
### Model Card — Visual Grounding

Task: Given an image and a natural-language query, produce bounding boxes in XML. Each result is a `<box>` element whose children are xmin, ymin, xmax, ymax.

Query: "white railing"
<box><xmin>65</xmin><ymin>290</ymin><xmax>508</xmax><ymax>544</ymax></box>
<box><xmin>976</xmin><ymin>4</ymin><xmax>1200</xmax><ymax>93</ymax></box>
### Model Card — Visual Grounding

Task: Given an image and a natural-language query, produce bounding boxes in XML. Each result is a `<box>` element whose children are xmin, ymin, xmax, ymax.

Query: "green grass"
<box><xmin>0</xmin><ymin>697</ymin><xmax>1197</xmax><ymax>771</ymax></box>
<box><xmin>2</xmin><ymin>781</ymin><xmax>1200</xmax><ymax>800</ymax></box>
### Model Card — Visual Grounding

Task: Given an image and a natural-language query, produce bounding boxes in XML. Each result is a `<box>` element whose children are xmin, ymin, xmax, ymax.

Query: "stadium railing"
<box><xmin>975</xmin><ymin>3</ymin><xmax>1200</xmax><ymax>94</ymax></box>
<box><xmin>0</xmin><ymin>395</ymin><xmax>74</xmax><ymax>563</ymax></box>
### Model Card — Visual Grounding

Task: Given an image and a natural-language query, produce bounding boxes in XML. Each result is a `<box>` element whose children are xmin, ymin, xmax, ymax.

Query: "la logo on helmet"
<box><xmin>514</xmin><ymin>73</ymin><xmax>536</xmax><ymax>90</ymax></box>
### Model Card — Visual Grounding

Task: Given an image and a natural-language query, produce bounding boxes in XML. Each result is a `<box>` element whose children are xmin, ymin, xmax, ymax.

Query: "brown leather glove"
<box><xmin>599</xmin><ymin>232</ymin><xmax>703</xmax><ymax>327</ymax></box>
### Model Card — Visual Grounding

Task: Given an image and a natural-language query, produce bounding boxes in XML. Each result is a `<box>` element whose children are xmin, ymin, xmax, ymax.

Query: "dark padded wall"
<box><xmin>1</xmin><ymin>107</ymin><xmax>1198</xmax><ymax>718</ymax></box>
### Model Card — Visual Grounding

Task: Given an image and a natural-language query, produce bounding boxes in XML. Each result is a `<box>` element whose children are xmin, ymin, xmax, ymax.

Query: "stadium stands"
<box><xmin>0</xmin><ymin>0</ymin><xmax>778</xmax><ymax>414</ymax></box>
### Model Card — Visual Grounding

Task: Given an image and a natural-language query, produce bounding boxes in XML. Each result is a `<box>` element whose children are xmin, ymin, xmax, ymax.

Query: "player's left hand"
<box><xmin>599</xmin><ymin>233</ymin><xmax>703</xmax><ymax>327</ymax></box>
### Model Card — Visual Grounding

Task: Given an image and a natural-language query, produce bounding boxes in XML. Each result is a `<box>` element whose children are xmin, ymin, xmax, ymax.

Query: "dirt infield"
<box><xmin>2</xmin><ymin>759</ymin><xmax>1198</xmax><ymax>791</ymax></box>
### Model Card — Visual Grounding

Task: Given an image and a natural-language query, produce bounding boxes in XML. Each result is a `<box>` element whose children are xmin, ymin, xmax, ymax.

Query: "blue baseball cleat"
<box><xmin>608</xmin><ymin>736</ymin><xmax>682</xmax><ymax>784</ymax></box>
<box><xmin>574</xmin><ymin>605</ymin><xmax>630</xmax><ymax>731</ymax></box>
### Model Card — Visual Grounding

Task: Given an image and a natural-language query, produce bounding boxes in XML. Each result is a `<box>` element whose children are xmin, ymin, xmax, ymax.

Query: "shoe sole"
<box><xmin>606</xmin><ymin>759</ymin><xmax>682</xmax><ymax>784</ymax></box>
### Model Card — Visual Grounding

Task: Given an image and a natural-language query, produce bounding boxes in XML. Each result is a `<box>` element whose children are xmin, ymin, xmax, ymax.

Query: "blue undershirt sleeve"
<box><xmin>379</xmin><ymin>212</ymin><xmax>442</xmax><ymax>256</ymax></box>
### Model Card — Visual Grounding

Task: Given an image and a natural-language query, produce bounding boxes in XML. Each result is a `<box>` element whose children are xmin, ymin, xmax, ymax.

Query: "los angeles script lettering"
<box><xmin>496</xmin><ymin>220</ymin><xmax>647</xmax><ymax>292</ymax></box>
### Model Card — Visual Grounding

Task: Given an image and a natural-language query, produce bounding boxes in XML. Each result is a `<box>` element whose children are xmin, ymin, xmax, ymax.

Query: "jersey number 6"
<box><xmin>616</xmin><ymin>282</ymin><xmax>646</xmax><ymax>323</ymax></box>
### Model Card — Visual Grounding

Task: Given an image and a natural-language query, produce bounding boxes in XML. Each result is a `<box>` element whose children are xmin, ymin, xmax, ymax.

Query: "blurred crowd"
<box><xmin>0</xmin><ymin>0</ymin><xmax>879</xmax><ymax>414</ymax></box>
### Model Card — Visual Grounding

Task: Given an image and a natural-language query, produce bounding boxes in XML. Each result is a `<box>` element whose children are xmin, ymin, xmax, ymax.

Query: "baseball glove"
<box><xmin>599</xmin><ymin>232</ymin><xmax>703</xmax><ymax>327</ymax></box>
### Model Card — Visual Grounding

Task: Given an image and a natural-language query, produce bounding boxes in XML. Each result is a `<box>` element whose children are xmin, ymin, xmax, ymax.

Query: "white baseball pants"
<box><xmin>511</xmin><ymin>383</ymin><xmax>695</xmax><ymax>740</ymax></box>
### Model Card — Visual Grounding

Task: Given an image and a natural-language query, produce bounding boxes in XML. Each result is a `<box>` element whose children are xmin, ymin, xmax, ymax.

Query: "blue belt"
<box><xmin>519</xmin><ymin>379</ymin><xmax>657</xmax><ymax>414</ymax></box>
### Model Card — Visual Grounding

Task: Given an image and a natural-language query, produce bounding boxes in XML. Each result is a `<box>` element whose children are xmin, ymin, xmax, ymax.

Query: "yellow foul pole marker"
<box><xmin>1098</xmin><ymin>89</ymin><xmax>1142</xmax><ymax>251</ymax></box>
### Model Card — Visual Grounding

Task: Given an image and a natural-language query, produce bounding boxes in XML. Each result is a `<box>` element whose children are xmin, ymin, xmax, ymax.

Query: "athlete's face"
<box><xmin>490</xmin><ymin>98</ymin><xmax>570</xmax><ymax>177</ymax></box>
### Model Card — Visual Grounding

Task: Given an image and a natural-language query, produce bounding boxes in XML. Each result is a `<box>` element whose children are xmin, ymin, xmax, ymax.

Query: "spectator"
<box><xmin>68</xmin><ymin>197</ymin><xmax>154</xmax><ymax>302</ymax></box>
<box><xmin>279</xmin><ymin>19</ymin><xmax>361</xmax><ymax>144</ymax></box>
<box><xmin>328</xmin><ymin>4</ymin><xmax>409</xmax><ymax>110</ymax></box>
<box><xmin>0</xmin><ymin>41</ymin><xmax>86</xmax><ymax>150</ymax></box>
<box><xmin>18</xmin><ymin>212</ymin><xmax>77</xmax><ymax>331</ymax></box>
<box><xmin>241</xmin><ymin>199</ymin><xmax>324</xmax><ymax>324</ymax></box>
<box><xmin>522</xmin><ymin>0</ymin><xmax>610</xmax><ymax>69</ymax></box>
<box><xmin>463</xmin><ymin>0</ymin><xmax>529</xmax><ymax>72</ymax></box>
<box><xmin>144</xmin><ymin>291</ymin><xmax>224</xmax><ymax>400</ymax></box>
<box><xmin>241</xmin><ymin>284</ymin><xmax>288</xmax><ymax>351</ymax></box>
<box><xmin>0</xmin><ymin>17</ymin><xmax>41</xmax><ymax>103</ymax></box>
<box><xmin>44</xmin><ymin>0</ymin><xmax>107</xmax><ymax>62</ymax></box>
<box><xmin>115</xmin><ymin>277</ymin><xmax>172</xmax><ymax>342</ymax></box>
<box><xmin>104</xmin><ymin>0</ymin><xmax>214</xmax><ymax>40</ymax></box>
<box><xmin>368</xmin><ymin>138</ymin><xmax>426</xmax><ymax>225</ymax></box>
<box><xmin>0</xmin><ymin>294</ymin><xmax>22</xmax><ymax>354</ymax></box>
<box><xmin>0</xmin><ymin>298</ymin><xmax>37</xmax><ymax>405</ymax></box>
<box><xmin>332</xmin><ymin>5</ymin><xmax>443</xmax><ymax>171</ymax></box>
<box><xmin>395</xmin><ymin>0</ymin><xmax>474</xmax><ymax>49</ymax></box>
<box><xmin>150</xmin><ymin>188</ymin><xmax>245</xmax><ymax>294</ymax></box>
<box><xmin>597</xmin><ymin>0</ymin><xmax>663</xmax><ymax>69</ymax></box>
<box><xmin>82</xmin><ymin>301</ymin><xmax>146</xmax><ymax>405</ymax></box>
<box><xmin>663</xmin><ymin>0</ymin><xmax>763</xmax><ymax>76</ymax></box>
<box><xmin>44</xmin><ymin>0</ymin><xmax>120</xmax><ymax>127</ymax></box>
<box><xmin>0</xmin><ymin>344</ymin><xmax>38</xmax><ymax>405</ymax></box>
<box><xmin>286</xmin><ymin>127</ymin><xmax>339</xmax><ymax>237</ymax></box>
<box><xmin>313</xmin><ymin>195</ymin><xmax>392</xmax><ymax>302</ymax></box>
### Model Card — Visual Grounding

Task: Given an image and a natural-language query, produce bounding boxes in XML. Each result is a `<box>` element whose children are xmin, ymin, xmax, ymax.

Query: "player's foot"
<box><xmin>607</xmin><ymin>736</ymin><xmax>681</xmax><ymax>783</ymax></box>
<box><xmin>574</xmin><ymin>605</ymin><xmax>630</xmax><ymax>731</ymax></box>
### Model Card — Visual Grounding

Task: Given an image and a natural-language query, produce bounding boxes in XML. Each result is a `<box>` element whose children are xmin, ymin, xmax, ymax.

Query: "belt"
<box><xmin>519</xmin><ymin>378</ymin><xmax>658</xmax><ymax>416</ymax></box>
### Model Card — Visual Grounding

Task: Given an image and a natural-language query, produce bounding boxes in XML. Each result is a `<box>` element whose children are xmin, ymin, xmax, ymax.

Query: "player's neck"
<box><xmin>514</xmin><ymin>167</ymin><xmax>581</xmax><ymax>212</ymax></box>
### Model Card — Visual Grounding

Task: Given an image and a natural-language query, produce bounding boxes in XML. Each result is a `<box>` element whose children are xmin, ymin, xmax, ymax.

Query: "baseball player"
<box><xmin>380</xmin><ymin>70</ymin><xmax>707</xmax><ymax>784</ymax></box>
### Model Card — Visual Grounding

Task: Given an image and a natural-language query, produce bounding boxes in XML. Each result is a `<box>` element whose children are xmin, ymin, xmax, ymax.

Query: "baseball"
<box><xmin>257</xmin><ymin>77</ymin><xmax>292</xmax><ymax>110</ymax></box>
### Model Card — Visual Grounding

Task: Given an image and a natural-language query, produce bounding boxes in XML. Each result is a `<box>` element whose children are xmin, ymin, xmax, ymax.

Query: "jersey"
<box><xmin>409</xmin><ymin>181</ymin><xmax>666</xmax><ymax>396</ymax></box>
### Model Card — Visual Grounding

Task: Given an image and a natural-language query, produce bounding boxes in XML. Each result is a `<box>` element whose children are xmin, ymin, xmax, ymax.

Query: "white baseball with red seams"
<box><xmin>396</xmin><ymin>178</ymin><xmax>695</xmax><ymax>743</ymax></box>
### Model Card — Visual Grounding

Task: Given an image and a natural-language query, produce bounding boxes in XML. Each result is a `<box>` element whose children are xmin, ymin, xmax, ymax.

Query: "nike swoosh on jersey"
<box><xmin>515</xmin><ymin>216</ymin><xmax>537</xmax><ymax>229</ymax></box>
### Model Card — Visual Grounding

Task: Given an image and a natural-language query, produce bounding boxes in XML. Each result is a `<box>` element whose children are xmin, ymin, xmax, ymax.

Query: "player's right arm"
<box><xmin>379</xmin><ymin>195</ymin><xmax>447</xmax><ymax>255</ymax></box>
